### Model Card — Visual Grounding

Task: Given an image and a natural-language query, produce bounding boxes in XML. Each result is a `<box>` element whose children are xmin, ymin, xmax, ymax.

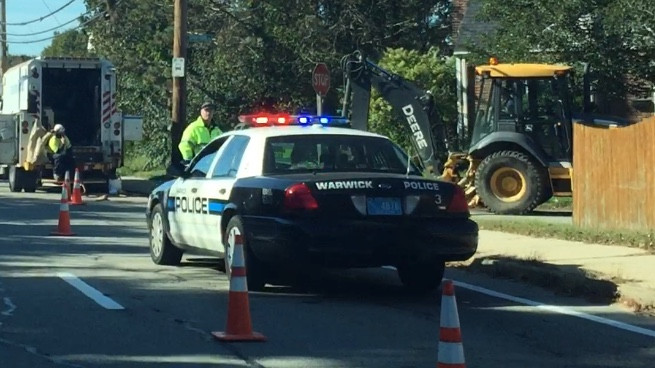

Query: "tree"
<box><xmin>471</xmin><ymin>0</ymin><xmax>655</xmax><ymax>117</ymax></box>
<box><xmin>42</xmin><ymin>29</ymin><xmax>90</xmax><ymax>57</ymax></box>
<box><xmin>367</xmin><ymin>47</ymin><xmax>457</xmax><ymax>155</ymax></box>
<box><xmin>79</xmin><ymin>0</ymin><xmax>456</xmax><ymax>170</ymax></box>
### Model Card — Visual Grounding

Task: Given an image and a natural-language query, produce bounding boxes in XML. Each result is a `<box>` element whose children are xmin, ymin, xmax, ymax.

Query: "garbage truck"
<box><xmin>0</xmin><ymin>56</ymin><xmax>143</xmax><ymax>192</ymax></box>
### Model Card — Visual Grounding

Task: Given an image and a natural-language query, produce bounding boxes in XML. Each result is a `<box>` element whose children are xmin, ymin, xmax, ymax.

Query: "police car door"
<box><xmin>197</xmin><ymin>134</ymin><xmax>251</xmax><ymax>251</ymax></box>
<box><xmin>167</xmin><ymin>137</ymin><xmax>227</xmax><ymax>247</ymax></box>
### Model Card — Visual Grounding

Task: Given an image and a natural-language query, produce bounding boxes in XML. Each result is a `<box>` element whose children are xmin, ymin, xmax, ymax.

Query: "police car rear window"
<box><xmin>262</xmin><ymin>134</ymin><xmax>421</xmax><ymax>175</ymax></box>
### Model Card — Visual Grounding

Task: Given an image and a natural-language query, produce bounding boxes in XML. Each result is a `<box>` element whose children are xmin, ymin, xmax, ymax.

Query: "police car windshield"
<box><xmin>263</xmin><ymin>134</ymin><xmax>422</xmax><ymax>175</ymax></box>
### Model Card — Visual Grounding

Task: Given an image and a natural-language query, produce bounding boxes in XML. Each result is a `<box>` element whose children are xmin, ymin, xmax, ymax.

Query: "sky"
<box><xmin>6</xmin><ymin>0</ymin><xmax>89</xmax><ymax>56</ymax></box>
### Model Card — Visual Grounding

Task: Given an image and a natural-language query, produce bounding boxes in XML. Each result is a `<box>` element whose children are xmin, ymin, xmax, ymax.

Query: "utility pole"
<box><xmin>171</xmin><ymin>0</ymin><xmax>187</xmax><ymax>165</ymax></box>
<box><xmin>0</xmin><ymin>0</ymin><xmax>7</xmax><ymax>75</ymax></box>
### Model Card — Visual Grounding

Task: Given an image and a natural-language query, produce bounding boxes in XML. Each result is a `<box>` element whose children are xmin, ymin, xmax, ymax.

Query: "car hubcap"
<box><xmin>490</xmin><ymin>167</ymin><xmax>527</xmax><ymax>202</ymax></box>
<box><xmin>151</xmin><ymin>212</ymin><xmax>163</xmax><ymax>257</ymax></box>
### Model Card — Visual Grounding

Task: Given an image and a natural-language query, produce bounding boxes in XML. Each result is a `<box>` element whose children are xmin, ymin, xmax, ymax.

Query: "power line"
<box><xmin>3</xmin><ymin>12</ymin><xmax>103</xmax><ymax>44</ymax></box>
<box><xmin>3</xmin><ymin>0</ymin><xmax>75</xmax><ymax>26</ymax></box>
<box><xmin>3</xmin><ymin>14</ymin><xmax>80</xmax><ymax>36</ymax></box>
<box><xmin>41</xmin><ymin>0</ymin><xmax>63</xmax><ymax>26</ymax></box>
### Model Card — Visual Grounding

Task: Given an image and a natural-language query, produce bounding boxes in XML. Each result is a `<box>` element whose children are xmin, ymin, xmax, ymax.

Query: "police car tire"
<box><xmin>149</xmin><ymin>204</ymin><xmax>183</xmax><ymax>266</ymax></box>
<box><xmin>396</xmin><ymin>259</ymin><xmax>445</xmax><ymax>294</ymax></box>
<box><xmin>224</xmin><ymin>215</ymin><xmax>267</xmax><ymax>291</ymax></box>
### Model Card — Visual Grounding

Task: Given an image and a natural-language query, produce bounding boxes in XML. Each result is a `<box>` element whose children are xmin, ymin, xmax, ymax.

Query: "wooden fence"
<box><xmin>572</xmin><ymin>116</ymin><xmax>655</xmax><ymax>231</ymax></box>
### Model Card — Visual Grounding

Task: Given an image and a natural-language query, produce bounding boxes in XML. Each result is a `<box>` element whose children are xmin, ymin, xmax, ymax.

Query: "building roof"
<box><xmin>452</xmin><ymin>0</ymin><xmax>497</xmax><ymax>54</ymax></box>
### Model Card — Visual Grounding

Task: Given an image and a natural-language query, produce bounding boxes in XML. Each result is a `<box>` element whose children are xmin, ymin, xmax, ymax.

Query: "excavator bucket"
<box><xmin>438</xmin><ymin>152</ymin><xmax>481</xmax><ymax>209</ymax></box>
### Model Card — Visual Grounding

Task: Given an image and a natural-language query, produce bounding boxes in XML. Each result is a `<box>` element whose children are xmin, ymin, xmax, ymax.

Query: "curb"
<box><xmin>120</xmin><ymin>177</ymin><xmax>167</xmax><ymax>196</ymax></box>
<box><xmin>451</xmin><ymin>256</ymin><xmax>655</xmax><ymax>316</ymax></box>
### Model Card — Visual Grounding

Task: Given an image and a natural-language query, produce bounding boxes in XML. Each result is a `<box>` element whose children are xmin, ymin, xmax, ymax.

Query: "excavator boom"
<box><xmin>340</xmin><ymin>51</ymin><xmax>449</xmax><ymax>175</ymax></box>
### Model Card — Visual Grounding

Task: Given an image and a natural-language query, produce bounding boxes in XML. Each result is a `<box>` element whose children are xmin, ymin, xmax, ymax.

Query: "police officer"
<box><xmin>48</xmin><ymin>124</ymin><xmax>75</xmax><ymax>182</ymax></box>
<box><xmin>178</xmin><ymin>100</ymin><xmax>223</xmax><ymax>163</ymax></box>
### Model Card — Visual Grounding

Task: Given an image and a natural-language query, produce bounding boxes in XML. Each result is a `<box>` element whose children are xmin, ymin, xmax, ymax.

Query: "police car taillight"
<box><xmin>283</xmin><ymin>183</ymin><xmax>318</xmax><ymax>211</ymax></box>
<box><xmin>446</xmin><ymin>186</ymin><xmax>469</xmax><ymax>213</ymax></box>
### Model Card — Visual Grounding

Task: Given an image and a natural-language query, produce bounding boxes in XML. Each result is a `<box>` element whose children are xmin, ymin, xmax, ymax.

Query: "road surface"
<box><xmin>0</xmin><ymin>186</ymin><xmax>652</xmax><ymax>367</ymax></box>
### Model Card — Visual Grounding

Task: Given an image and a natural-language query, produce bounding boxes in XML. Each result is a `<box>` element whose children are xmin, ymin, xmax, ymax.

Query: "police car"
<box><xmin>146</xmin><ymin>114</ymin><xmax>478</xmax><ymax>292</ymax></box>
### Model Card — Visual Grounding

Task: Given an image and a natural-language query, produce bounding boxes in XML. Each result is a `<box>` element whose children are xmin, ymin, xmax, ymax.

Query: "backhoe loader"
<box><xmin>341</xmin><ymin>51</ymin><xmax>627</xmax><ymax>215</ymax></box>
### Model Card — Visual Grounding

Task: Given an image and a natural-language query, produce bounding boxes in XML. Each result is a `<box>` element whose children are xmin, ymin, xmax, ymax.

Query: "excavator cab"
<box><xmin>444</xmin><ymin>59</ymin><xmax>576</xmax><ymax>214</ymax></box>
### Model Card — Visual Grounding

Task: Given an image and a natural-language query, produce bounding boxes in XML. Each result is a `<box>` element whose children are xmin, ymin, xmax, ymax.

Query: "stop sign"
<box><xmin>312</xmin><ymin>63</ymin><xmax>330</xmax><ymax>97</ymax></box>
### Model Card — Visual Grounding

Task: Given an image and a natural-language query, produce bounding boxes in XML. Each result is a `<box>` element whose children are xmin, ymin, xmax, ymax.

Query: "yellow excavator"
<box><xmin>340</xmin><ymin>52</ymin><xmax>626</xmax><ymax>215</ymax></box>
<box><xmin>440</xmin><ymin>57</ymin><xmax>630</xmax><ymax>214</ymax></box>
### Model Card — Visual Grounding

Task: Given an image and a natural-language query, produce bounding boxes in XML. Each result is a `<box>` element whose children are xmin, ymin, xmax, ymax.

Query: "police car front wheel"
<box><xmin>149</xmin><ymin>204</ymin><xmax>183</xmax><ymax>266</ymax></box>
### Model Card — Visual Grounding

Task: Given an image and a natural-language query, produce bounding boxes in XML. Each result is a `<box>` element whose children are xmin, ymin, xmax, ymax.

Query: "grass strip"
<box><xmin>474</xmin><ymin>218</ymin><xmax>655</xmax><ymax>252</ymax></box>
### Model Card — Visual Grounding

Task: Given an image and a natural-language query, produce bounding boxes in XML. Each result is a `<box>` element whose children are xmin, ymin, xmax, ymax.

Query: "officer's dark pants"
<box><xmin>52</xmin><ymin>150</ymin><xmax>76</xmax><ymax>181</ymax></box>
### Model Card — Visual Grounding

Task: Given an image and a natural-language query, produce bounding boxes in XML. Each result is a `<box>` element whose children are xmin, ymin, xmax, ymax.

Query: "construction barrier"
<box><xmin>438</xmin><ymin>279</ymin><xmax>466</xmax><ymax>368</ymax></box>
<box><xmin>211</xmin><ymin>234</ymin><xmax>266</xmax><ymax>342</ymax></box>
<box><xmin>50</xmin><ymin>184</ymin><xmax>75</xmax><ymax>236</ymax></box>
<box><xmin>70</xmin><ymin>168</ymin><xmax>85</xmax><ymax>205</ymax></box>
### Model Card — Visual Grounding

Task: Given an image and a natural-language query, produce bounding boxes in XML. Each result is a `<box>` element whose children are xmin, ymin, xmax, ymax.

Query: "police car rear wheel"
<box><xmin>224</xmin><ymin>215</ymin><xmax>267</xmax><ymax>291</ymax></box>
<box><xmin>149</xmin><ymin>204</ymin><xmax>182</xmax><ymax>266</ymax></box>
<box><xmin>396</xmin><ymin>259</ymin><xmax>445</xmax><ymax>294</ymax></box>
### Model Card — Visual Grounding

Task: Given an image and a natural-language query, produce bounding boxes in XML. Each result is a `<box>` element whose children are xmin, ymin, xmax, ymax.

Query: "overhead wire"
<box><xmin>3</xmin><ymin>0</ymin><xmax>123</xmax><ymax>44</ymax></box>
<box><xmin>3</xmin><ymin>12</ymin><xmax>104</xmax><ymax>44</ymax></box>
<box><xmin>2</xmin><ymin>0</ymin><xmax>76</xmax><ymax>26</ymax></box>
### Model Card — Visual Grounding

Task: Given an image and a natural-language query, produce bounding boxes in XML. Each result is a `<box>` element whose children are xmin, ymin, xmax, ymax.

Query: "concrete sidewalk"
<box><xmin>458</xmin><ymin>230</ymin><xmax>655</xmax><ymax>315</ymax></box>
<box><xmin>119</xmin><ymin>176</ymin><xmax>655</xmax><ymax>315</ymax></box>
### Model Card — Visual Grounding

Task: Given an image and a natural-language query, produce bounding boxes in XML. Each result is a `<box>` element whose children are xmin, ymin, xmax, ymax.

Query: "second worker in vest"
<box><xmin>178</xmin><ymin>100</ymin><xmax>223</xmax><ymax>164</ymax></box>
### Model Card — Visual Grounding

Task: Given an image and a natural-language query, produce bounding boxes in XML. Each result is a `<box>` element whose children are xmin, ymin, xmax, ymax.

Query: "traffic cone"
<box><xmin>64</xmin><ymin>171</ymin><xmax>71</xmax><ymax>201</ymax></box>
<box><xmin>50</xmin><ymin>184</ymin><xmax>76</xmax><ymax>236</ymax></box>
<box><xmin>437</xmin><ymin>279</ymin><xmax>466</xmax><ymax>368</ymax></box>
<box><xmin>69</xmin><ymin>168</ymin><xmax>85</xmax><ymax>205</ymax></box>
<box><xmin>211</xmin><ymin>234</ymin><xmax>266</xmax><ymax>342</ymax></box>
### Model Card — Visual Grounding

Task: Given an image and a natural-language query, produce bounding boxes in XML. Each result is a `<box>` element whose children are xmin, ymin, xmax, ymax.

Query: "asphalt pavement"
<box><xmin>0</xmin><ymin>185</ymin><xmax>654</xmax><ymax>367</ymax></box>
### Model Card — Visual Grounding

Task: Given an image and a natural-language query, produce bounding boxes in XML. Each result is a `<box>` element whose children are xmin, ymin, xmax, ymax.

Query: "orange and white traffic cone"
<box><xmin>437</xmin><ymin>279</ymin><xmax>466</xmax><ymax>368</ymax></box>
<box><xmin>50</xmin><ymin>184</ymin><xmax>76</xmax><ymax>236</ymax></box>
<box><xmin>69</xmin><ymin>168</ymin><xmax>85</xmax><ymax>205</ymax></box>
<box><xmin>64</xmin><ymin>170</ymin><xmax>72</xmax><ymax>201</ymax></box>
<box><xmin>211</xmin><ymin>234</ymin><xmax>266</xmax><ymax>342</ymax></box>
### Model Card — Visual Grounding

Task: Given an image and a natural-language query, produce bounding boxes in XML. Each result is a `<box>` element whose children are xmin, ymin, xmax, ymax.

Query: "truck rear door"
<box><xmin>0</xmin><ymin>114</ymin><xmax>17</xmax><ymax>164</ymax></box>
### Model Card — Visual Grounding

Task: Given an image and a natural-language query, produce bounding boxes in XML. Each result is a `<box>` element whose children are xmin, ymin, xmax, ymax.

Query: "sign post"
<box><xmin>312</xmin><ymin>63</ymin><xmax>330</xmax><ymax>115</ymax></box>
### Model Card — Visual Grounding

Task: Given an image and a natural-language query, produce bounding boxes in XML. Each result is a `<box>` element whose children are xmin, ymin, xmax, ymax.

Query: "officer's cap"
<box><xmin>201</xmin><ymin>100</ymin><xmax>216</xmax><ymax>110</ymax></box>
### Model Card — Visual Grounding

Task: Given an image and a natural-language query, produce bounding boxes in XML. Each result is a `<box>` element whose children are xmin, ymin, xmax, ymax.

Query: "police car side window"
<box><xmin>189</xmin><ymin>136</ymin><xmax>228</xmax><ymax>178</ymax></box>
<box><xmin>211</xmin><ymin>135</ymin><xmax>250</xmax><ymax>178</ymax></box>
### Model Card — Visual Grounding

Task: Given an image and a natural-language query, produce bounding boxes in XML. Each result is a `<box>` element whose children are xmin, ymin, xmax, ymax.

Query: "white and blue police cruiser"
<box><xmin>146</xmin><ymin>114</ymin><xmax>478</xmax><ymax>292</ymax></box>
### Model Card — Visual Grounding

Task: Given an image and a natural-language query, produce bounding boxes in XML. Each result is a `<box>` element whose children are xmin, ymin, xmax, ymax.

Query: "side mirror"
<box><xmin>166</xmin><ymin>161</ymin><xmax>189</xmax><ymax>178</ymax></box>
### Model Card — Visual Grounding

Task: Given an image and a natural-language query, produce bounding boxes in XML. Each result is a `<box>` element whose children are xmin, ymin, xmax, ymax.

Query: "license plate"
<box><xmin>366</xmin><ymin>197</ymin><xmax>402</xmax><ymax>215</ymax></box>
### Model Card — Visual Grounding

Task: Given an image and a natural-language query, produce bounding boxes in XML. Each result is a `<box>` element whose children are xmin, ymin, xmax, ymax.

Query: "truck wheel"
<box><xmin>8</xmin><ymin>166</ymin><xmax>24</xmax><ymax>192</ymax></box>
<box><xmin>475</xmin><ymin>150</ymin><xmax>548</xmax><ymax>215</ymax></box>
<box><xmin>224</xmin><ymin>215</ymin><xmax>267</xmax><ymax>291</ymax></box>
<box><xmin>22</xmin><ymin>170</ymin><xmax>39</xmax><ymax>193</ymax></box>
<box><xmin>149</xmin><ymin>204</ymin><xmax>183</xmax><ymax>266</ymax></box>
<box><xmin>396</xmin><ymin>259</ymin><xmax>445</xmax><ymax>294</ymax></box>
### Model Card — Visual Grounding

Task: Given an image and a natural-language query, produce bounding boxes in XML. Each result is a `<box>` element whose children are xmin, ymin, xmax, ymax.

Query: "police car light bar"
<box><xmin>237</xmin><ymin>114</ymin><xmax>350</xmax><ymax>127</ymax></box>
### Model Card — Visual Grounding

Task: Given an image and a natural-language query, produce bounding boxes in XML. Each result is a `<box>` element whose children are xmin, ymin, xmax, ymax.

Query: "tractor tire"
<box><xmin>474</xmin><ymin>150</ymin><xmax>549</xmax><ymax>215</ymax></box>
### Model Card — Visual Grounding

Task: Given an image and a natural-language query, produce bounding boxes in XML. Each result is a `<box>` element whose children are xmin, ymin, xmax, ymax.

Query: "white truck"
<box><xmin>0</xmin><ymin>56</ymin><xmax>143</xmax><ymax>192</ymax></box>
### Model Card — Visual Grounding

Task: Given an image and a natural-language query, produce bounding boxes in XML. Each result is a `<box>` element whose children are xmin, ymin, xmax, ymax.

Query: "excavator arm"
<box><xmin>340</xmin><ymin>50</ymin><xmax>449</xmax><ymax>175</ymax></box>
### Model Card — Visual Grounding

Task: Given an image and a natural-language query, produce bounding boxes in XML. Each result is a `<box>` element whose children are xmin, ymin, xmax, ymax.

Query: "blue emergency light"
<box><xmin>238</xmin><ymin>113</ymin><xmax>350</xmax><ymax>127</ymax></box>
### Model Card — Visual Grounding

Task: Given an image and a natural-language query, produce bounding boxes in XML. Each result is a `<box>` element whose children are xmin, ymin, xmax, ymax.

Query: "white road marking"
<box><xmin>2</xmin><ymin>297</ymin><xmax>16</xmax><ymax>316</ymax></box>
<box><xmin>453</xmin><ymin>280</ymin><xmax>655</xmax><ymax>339</ymax></box>
<box><xmin>57</xmin><ymin>272</ymin><xmax>124</xmax><ymax>310</ymax></box>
